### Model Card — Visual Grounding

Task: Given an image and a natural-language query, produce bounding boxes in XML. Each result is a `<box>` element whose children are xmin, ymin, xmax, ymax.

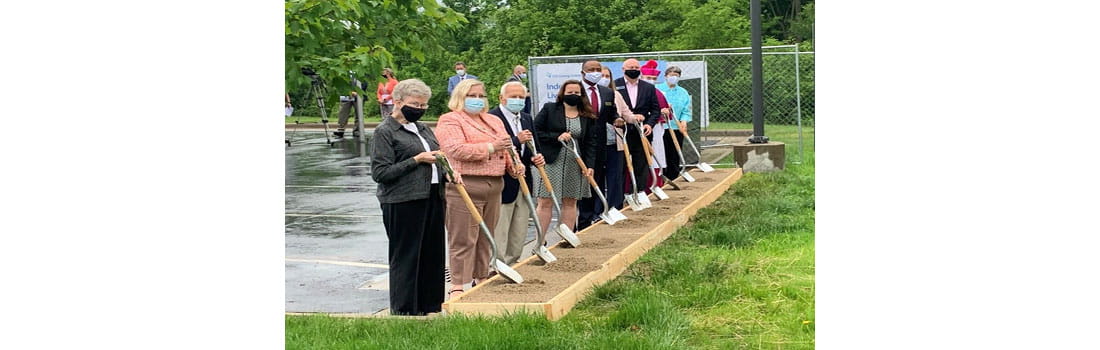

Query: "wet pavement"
<box><xmin>285</xmin><ymin>130</ymin><xmax>551</xmax><ymax>315</ymax></box>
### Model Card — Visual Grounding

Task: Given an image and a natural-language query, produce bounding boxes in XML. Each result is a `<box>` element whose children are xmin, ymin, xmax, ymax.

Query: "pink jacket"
<box><xmin>435</xmin><ymin>110</ymin><xmax>514</xmax><ymax>177</ymax></box>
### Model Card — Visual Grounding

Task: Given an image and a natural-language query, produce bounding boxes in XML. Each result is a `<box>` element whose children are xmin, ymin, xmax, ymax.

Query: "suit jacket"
<box><xmin>533</xmin><ymin>102</ymin><xmax>600</xmax><ymax>168</ymax></box>
<box><xmin>613</xmin><ymin>78</ymin><xmax>660</xmax><ymax>127</ymax></box>
<box><xmin>489</xmin><ymin>106</ymin><xmax>535</xmax><ymax>204</ymax></box>
<box><xmin>447</xmin><ymin>74</ymin><xmax>480</xmax><ymax>95</ymax></box>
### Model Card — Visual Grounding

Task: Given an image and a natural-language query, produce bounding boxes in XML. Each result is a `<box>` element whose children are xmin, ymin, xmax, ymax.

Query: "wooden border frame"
<box><xmin>444</xmin><ymin>168</ymin><xmax>743</xmax><ymax>320</ymax></box>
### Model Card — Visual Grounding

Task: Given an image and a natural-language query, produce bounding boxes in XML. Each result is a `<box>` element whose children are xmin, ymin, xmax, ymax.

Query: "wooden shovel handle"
<box><xmin>536</xmin><ymin>163</ymin><xmax>556</xmax><ymax>194</ymax></box>
<box><xmin>666</xmin><ymin>121</ymin><xmax>685</xmax><ymax>154</ymax></box>
<box><xmin>454</xmin><ymin>183</ymin><xmax>484</xmax><ymax>224</ymax></box>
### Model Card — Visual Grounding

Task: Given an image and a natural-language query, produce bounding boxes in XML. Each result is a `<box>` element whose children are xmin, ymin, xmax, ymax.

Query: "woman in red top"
<box><xmin>435</xmin><ymin>79</ymin><xmax>524</xmax><ymax>299</ymax></box>
<box><xmin>377</xmin><ymin>68</ymin><xmax>399</xmax><ymax>118</ymax></box>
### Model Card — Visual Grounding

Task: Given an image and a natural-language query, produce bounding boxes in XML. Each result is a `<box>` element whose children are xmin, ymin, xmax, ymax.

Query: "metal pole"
<box><xmin>356</xmin><ymin>93</ymin><xmax>366</xmax><ymax>157</ymax></box>
<box><xmin>748</xmin><ymin>0</ymin><xmax>768</xmax><ymax>144</ymax></box>
<box><xmin>794</xmin><ymin>45</ymin><xmax>803</xmax><ymax>164</ymax></box>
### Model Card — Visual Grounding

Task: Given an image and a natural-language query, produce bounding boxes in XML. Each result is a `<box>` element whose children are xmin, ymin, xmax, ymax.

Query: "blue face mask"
<box><xmin>519</xmin><ymin>73</ymin><xmax>527</xmax><ymax>79</ymax></box>
<box><xmin>505</xmin><ymin>98</ymin><xmax>525</xmax><ymax>113</ymax></box>
<box><xmin>464</xmin><ymin>97</ymin><xmax>486</xmax><ymax>114</ymax></box>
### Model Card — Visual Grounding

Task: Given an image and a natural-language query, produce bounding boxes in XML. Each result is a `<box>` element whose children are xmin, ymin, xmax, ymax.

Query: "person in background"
<box><xmin>435</xmin><ymin>79</ymin><xmax>524</xmax><ymax>299</ymax></box>
<box><xmin>532</xmin><ymin>80</ymin><xmax>602</xmax><ymax>234</ymax></box>
<box><xmin>488</xmin><ymin>81</ymin><xmax>545</xmax><ymax>264</ymax></box>
<box><xmin>506</xmin><ymin>65</ymin><xmax>532</xmax><ymax>114</ymax></box>
<box><xmin>335</xmin><ymin>74</ymin><xmax>369</xmax><ymax>139</ymax></box>
<box><xmin>576</xmin><ymin>60</ymin><xmax>637</xmax><ymax>231</ymax></box>
<box><xmin>377</xmin><ymin>68</ymin><xmax>399</xmax><ymax>119</ymax></box>
<box><xmin>370</xmin><ymin>79</ymin><xmax>448</xmax><ymax>315</ymax></box>
<box><xmin>613</xmin><ymin>58</ymin><xmax>661</xmax><ymax>200</ymax></box>
<box><xmin>447</xmin><ymin>61</ymin><xmax>479</xmax><ymax>96</ymax></box>
<box><xmin>655</xmin><ymin>65</ymin><xmax>692</xmax><ymax>181</ymax></box>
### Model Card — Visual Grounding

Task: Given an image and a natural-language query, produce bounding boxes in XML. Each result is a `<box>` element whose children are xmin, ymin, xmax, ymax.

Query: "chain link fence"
<box><xmin>528</xmin><ymin>45</ymin><xmax>814</xmax><ymax>164</ymax></box>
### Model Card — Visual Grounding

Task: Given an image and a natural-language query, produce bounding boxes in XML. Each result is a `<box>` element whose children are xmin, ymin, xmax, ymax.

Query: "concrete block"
<box><xmin>733</xmin><ymin>141</ymin><xmax>785</xmax><ymax>172</ymax></box>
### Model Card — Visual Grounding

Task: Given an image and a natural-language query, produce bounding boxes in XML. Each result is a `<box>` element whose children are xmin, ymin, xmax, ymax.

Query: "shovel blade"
<box><xmin>681</xmin><ymin>171</ymin><xmax>696</xmax><ymax>182</ymax></box>
<box><xmin>535</xmin><ymin>245</ymin><xmax>557</xmax><ymax>264</ymax></box>
<box><xmin>600</xmin><ymin>213</ymin><xmax>618</xmax><ymax>225</ymax></box>
<box><xmin>637</xmin><ymin>193</ymin><xmax>653</xmax><ymax>208</ymax></box>
<box><xmin>697</xmin><ymin>162</ymin><xmax>715</xmax><ymax>172</ymax></box>
<box><xmin>652</xmin><ymin>186</ymin><xmax>670</xmax><ymax>200</ymax></box>
<box><xmin>492</xmin><ymin>259</ymin><xmax>524</xmax><ymax>284</ymax></box>
<box><xmin>608</xmin><ymin>208</ymin><xmax>629</xmax><ymax>222</ymax></box>
<box><xmin>557</xmin><ymin>224</ymin><xmax>581</xmax><ymax>247</ymax></box>
<box><xmin>625</xmin><ymin>195</ymin><xmax>644</xmax><ymax>211</ymax></box>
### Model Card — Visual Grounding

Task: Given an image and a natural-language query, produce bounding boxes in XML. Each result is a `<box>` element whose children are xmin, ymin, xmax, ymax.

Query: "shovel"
<box><xmin>632</xmin><ymin>123</ymin><xmax>672</xmax><ymax>200</ymax></box>
<box><xmin>615</xmin><ymin>128</ymin><xmax>651</xmax><ymax>211</ymax></box>
<box><xmin>561</xmin><ymin>140</ymin><xmax>627</xmax><ymax>225</ymax></box>
<box><xmin>681</xmin><ymin>128</ymin><xmax>715</xmax><ymax>172</ymax></box>
<box><xmin>506</xmin><ymin>148</ymin><xmax>556</xmax><ymax>264</ymax></box>
<box><xmin>435</xmin><ymin>154</ymin><xmax>524</xmax><ymax>284</ymax></box>
<box><xmin>525</xmin><ymin>140</ymin><xmax>582</xmax><ymax>248</ymax></box>
<box><xmin>664</xmin><ymin>119</ymin><xmax>695</xmax><ymax>182</ymax></box>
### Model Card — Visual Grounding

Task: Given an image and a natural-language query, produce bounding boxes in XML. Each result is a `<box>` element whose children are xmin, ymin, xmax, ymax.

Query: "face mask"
<box><xmin>401</xmin><ymin>105</ymin><xmax>426</xmax><ymax>123</ymax></box>
<box><xmin>666</xmin><ymin>76</ymin><xmax>680</xmax><ymax>86</ymax></box>
<box><xmin>642</xmin><ymin>79</ymin><xmax>657</xmax><ymax>85</ymax></box>
<box><xmin>597</xmin><ymin>77</ymin><xmax>610</xmax><ymax>87</ymax></box>
<box><xmin>456</xmin><ymin>69</ymin><xmax>466</xmax><ymax>76</ymax></box>
<box><xmin>562</xmin><ymin>94</ymin><xmax>582</xmax><ymax>107</ymax></box>
<box><xmin>519</xmin><ymin>73</ymin><xmax>527</xmax><ymax>79</ymax></box>
<box><xmin>584</xmin><ymin>71</ymin><xmax>603</xmax><ymax>84</ymax></box>
<box><xmin>624</xmin><ymin>69</ymin><xmax>641</xmax><ymax>79</ymax></box>
<box><xmin>505</xmin><ymin>98</ymin><xmax>525</xmax><ymax>113</ymax></box>
<box><xmin>464</xmin><ymin>97</ymin><xmax>485</xmax><ymax>114</ymax></box>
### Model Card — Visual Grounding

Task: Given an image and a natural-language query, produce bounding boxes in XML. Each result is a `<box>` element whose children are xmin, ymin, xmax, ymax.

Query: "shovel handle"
<box><xmin>635</xmin><ymin>124</ymin><xmax>658</xmax><ymax>168</ymax></box>
<box><xmin>535</xmin><ymin>163</ymin><xmax>556</xmax><ymax>196</ymax></box>
<box><xmin>454</xmin><ymin>183</ymin><xmax>485</xmax><ymax>224</ymax></box>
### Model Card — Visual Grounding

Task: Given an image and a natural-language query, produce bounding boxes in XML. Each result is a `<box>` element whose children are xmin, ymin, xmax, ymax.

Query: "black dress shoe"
<box><xmin>333</xmin><ymin>131</ymin><xmax>345</xmax><ymax>138</ymax></box>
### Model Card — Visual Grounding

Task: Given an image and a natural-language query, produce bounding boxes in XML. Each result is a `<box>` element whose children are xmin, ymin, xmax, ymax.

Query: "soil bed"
<box><xmin>457</xmin><ymin>169</ymin><xmax>735</xmax><ymax>304</ymax></box>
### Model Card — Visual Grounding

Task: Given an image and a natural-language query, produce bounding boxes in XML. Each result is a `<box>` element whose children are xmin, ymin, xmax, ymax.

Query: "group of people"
<box><xmin>368</xmin><ymin>58</ymin><xmax>693</xmax><ymax>315</ymax></box>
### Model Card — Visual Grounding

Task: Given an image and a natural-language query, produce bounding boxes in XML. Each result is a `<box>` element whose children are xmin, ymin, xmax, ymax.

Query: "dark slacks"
<box><xmin>625</xmin><ymin>126</ymin><xmax>653</xmax><ymax>194</ymax></box>
<box><xmin>380</xmin><ymin>184</ymin><xmax>446</xmax><ymax>315</ymax></box>
<box><xmin>577</xmin><ymin>143</ymin><xmax>626</xmax><ymax>230</ymax></box>
<box><xmin>663</xmin><ymin>129</ymin><xmax>683</xmax><ymax>180</ymax></box>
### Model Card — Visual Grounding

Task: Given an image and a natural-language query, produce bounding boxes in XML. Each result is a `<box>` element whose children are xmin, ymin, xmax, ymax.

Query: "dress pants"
<box><xmin>380</xmin><ymin>184</ymin><xmax>446</xmax><ymax>315</ymax></box>
<box><xmin>493</xmin><ymin>199</ymin><xmax>530</xmax><ymax>265</ymax></box>
<box><xmin>624</xmin><ymin>126</ymin><xmax>653</xmax><ymax>196</ymax></box>
<box><xmin>663</xmin><ymin>128</ymin><xmax>683</xmax><ymax>180</ymax></box>
<box><xmin>445</xmin><ymin>176</ymin><xmax>503</xmax><ymax>286</ymax></box>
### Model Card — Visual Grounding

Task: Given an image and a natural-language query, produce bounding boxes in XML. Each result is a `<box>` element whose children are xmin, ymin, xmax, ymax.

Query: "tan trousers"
<box><xmin>493</xmin><ymin>198</ymin><xmax>531</xmax><ymax>265</ymax></box>
<box><xmin>445</xmin><ymin>176</ymin><xmax>503</xmax><ymax>286</ymax></box>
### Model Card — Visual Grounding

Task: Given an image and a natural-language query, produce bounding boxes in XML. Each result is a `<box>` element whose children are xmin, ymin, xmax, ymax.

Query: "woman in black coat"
<box><xmin>531</xmin><ymin>79</ymin><xmax>602</xmax><ymax>234</ymax></box>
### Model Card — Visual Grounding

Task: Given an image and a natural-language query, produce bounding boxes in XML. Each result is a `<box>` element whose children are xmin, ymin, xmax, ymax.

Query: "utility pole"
<box><xmin>748</xmin><ymin>0</ymin><xmax>769</xmax><ymax>144</ymax></box>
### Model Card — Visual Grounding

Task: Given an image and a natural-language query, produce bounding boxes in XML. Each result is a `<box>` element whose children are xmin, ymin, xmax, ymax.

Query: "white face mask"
<box><xmin>456</xmin><ymin>69</ymin><xmax>466</xmax><ymax>76</ymax></box>
<box><xmin>666</xmin><ymin>76</ymin><xmax>680</xmax><ymax>86</ymax></box>
<box><xmin>584</xmin><ymin>71</ymin><xmax>603</xmax><ymax>85</ymax></box>
<box><xmin>642</xmin><ymin>79</ymin><xmax>657</xmax><ymax>85</ymax></box>
<box><xmin>597</xmin><ymin>77</ymin><xmax>610</xmax><ymax>87</ymax></box>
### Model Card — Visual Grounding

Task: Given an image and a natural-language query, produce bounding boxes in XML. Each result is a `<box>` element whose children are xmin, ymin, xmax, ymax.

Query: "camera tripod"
<box><xmin>287</xmin><ymin>76</ymin><xmax>334</xmax><ymax>147</ymax></box>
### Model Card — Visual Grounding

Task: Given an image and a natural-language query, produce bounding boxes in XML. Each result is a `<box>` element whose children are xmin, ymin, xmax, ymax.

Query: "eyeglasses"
<box><xmin>403</xmin><ymin>101</ymin><xmax>429</xmax><ymax>109</ymax></box>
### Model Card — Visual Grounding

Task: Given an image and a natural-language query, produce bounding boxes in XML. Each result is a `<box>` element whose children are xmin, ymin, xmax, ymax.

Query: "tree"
<box><xmin>284</xmin><ymin>0</ymin><xmax>465</xmax><ymax>98</ymax></box>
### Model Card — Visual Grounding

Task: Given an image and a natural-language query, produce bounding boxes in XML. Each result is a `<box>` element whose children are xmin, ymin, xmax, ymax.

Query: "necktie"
<box><xmin>589</xmin><ymin>86</ymin><xmax>599</xmax><ymax>115</ymax></box>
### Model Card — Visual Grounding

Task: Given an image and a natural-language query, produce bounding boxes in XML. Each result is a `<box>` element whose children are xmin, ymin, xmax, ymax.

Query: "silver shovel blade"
<box><xmin>608</xmin><ymin>208</ymin><xmax>629</xmax><ymax>222</ymax></box>
<box><xmin>557</xmin><ymin>224</ymin><xmax>581</xmax><ymax>247</ymax></box>
<box><xmin>652</xmin><ymin>186</ymin><xmax>670</xmax><ymax>200</ymax></box>
<box><xmin>600</xmin><ymin>213</ymin><xmax>619</xmax><ymax>225</ymax></box>
<box><xmin>697</xmin><ymin>162</ymin><xmax>715</xmax><ymax>172</ymax></box>
<box><xmin>681</xmin><ymin>171</ymin><xmax>696</xmax><ymax>182</ymax></box>
<box><xmin>637</xmin><ymin>193</ymin><xmax>653</xmax><ymax>208</ymax></box>
<box><xmin>535</xmin><ymin>245</ymin><xmax>557</xmax><ymax>264</ymax></box>
<box><xmin>492</xmin><ymin>259</ymin><xmax>524</xmax><ymax>284</ymax></box>
<box><xmin>625</xmin><ymin>194</ymin><xmax>644</xmax><ymax>211</ymax></box>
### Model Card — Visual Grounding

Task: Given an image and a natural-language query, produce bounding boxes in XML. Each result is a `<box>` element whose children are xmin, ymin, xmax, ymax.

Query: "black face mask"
<box><xmin>562</xmin><ymin>94</ymin><xmax>582</xmax><ymax>106</ymax></box>
<box><xmin>624</xmin><ymin>69</ymin><xmax>641</xmax><ymax>79</ymax></box>
<box><xmin>381</xmin><ymin>74</ymin><xmax>387</xmax><ymax>78</ymax></box>
<box><xmin>401</xmin><ymin>105</ymin><xmax>427</xmax><ymax>123</ymax></box>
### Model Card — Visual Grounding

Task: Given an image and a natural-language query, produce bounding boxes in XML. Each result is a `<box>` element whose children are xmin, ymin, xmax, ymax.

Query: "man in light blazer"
<box><xmin>447</xmin><ymin>61</ymin><xmax>479</xmax><ymax>96</ymax></box>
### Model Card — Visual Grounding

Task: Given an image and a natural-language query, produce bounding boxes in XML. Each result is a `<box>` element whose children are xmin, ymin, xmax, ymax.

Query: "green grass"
<box><xmin>286</xmin><ymin>128</ymin><xmax>815</xmax><ymax>349</ymax></box>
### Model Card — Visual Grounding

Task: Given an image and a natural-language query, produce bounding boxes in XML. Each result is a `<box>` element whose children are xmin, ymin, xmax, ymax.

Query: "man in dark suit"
<box><xmin>576</xmin><ymin>60</ymin><xmax>636</xmax><ymax>230</ymax></box>
<box><xmin>488</xmin><ymin>81</ymin><xmax>545</xmax><ymax>264</ymax></box>
<box><xmin>614</xmin><ymin>58</ymin><xmax>661</xmax><ymax>201</ymax></box>
<box><xmin>505</xmin><ymin>65</ymin><xmax>532</xmax><ymax>114</ymax></box>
